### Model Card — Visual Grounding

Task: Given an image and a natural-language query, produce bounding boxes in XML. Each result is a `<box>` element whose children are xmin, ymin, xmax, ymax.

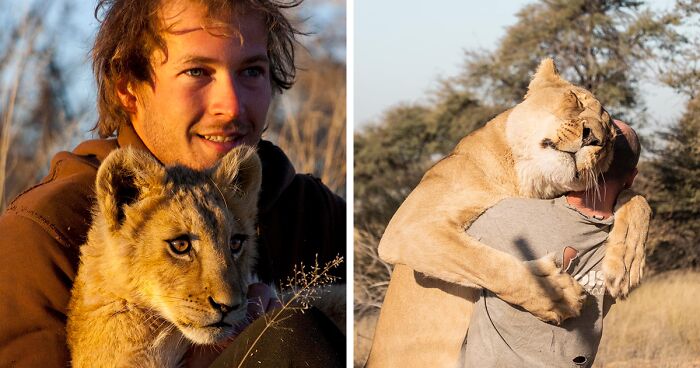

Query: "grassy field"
<box><xmin>354</xmin><ymin>270</ymin><xmax>700</xmax><ymax>368</ymax></box>
<box><xmin>594</xmin><ymin>270</ymin><xmax>700</xmax><ymax>367</ymax></box>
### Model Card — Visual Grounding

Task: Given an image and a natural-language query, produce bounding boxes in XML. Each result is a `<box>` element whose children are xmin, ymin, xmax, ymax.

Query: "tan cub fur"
<box><xmin>67</xmin><ymin>146</ymin><xmax>262</xmax><ymax>368</ymax></box>
<box><xmin>367</xmin><ymin>59</ymin><xmax>651</xmax><ymax>367</ymax></box>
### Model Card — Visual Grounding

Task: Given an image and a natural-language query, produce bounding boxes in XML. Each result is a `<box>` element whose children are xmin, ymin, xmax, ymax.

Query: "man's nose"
<box><xmin>209</xmin><ymin>74</ymin><xmax>241</xmax><ymax>119</ymax></box>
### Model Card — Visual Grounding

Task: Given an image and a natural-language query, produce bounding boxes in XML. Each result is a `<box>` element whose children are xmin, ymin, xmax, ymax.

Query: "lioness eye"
<box><xmin>230</xmin><ymin>234</ymin><xmax>248</xmax><ymax>254</ymax></box>
<box><xmin>167</xmin><ymin>236</ymin><xmax>192</xmax><ymax>255</ymax></box>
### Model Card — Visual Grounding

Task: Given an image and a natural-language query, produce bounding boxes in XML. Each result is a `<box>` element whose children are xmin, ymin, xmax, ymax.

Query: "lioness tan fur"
<box><xmin>67</xmin><ymin>145</ymin><xmax>262</xmax><ymax>368</ymax></box>
<box><xmin>367</xmin><ymin>59</ymin><xmax>651</xmax><ymax>367</ymax></box>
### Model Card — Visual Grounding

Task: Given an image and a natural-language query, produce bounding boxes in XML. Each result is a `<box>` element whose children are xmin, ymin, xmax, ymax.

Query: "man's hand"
<box><xmin>186</xmin><ymin>283</ymin><xmax>282</xmax><ymax>367</ymax></box>
<box><xmin>238</xmin><ymin>282</ymin><xmax>284</xmax><ymax>331</ymax></box>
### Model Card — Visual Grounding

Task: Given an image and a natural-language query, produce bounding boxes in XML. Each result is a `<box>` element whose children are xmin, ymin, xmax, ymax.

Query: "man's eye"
<box><xmin>242</xmin><ymin>67</ymin><xmax>264</xmax><ymax>78</ymax></box>
<box><xmin>230</xmin><ymin>234</ymin><xmax>249</xmax><ymax>254</ymax></box>
<box><xmin>184</xmin><ymin>68</ymin><xmax>207</xmax><ymax>77</ymax></box>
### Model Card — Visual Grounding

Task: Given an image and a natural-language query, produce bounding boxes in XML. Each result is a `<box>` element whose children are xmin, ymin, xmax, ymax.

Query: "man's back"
<box><xmin>463</xmin><ymin>196</ymin><xmax>613</xmax><ymax>368</ymax></box>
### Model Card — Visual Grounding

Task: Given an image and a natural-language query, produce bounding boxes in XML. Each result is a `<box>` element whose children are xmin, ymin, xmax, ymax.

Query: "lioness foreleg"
<box><xmin>602</xmin><ymin>189</ymin><xmax>651</xmax><ymax>298</ymax></box>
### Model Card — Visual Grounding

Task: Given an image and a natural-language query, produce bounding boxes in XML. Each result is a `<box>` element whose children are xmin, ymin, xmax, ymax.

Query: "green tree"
<box><xmin>354</xmin><ymin>104</ymin><xmax>433</xmax><ymax>235</ymax></box>
<box><xmin>641</xmin><ymin>0</ymin><xmax>700</xmax><ymax>271</ymax></box>
<box><xmin>457</xmin><ymin>0</ymin><xmax>681</xmax><ymax>119</ymax></box>
<box><xmin>661</xmin><ymin>0</ymin><xmax>700</xmax><ymax>98</ymax></box>
<box><xmin>644</xmin><ymin>95</ymin><xmax>700</xmax><ymax>271</ymax></box>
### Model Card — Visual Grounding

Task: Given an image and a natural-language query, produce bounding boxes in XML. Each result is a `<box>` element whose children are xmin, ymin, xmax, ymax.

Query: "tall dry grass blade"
<box><xmin>0</xmin><ymin>12</ymin><xmax>43</xmax><ymax>210</ymax></box>
<box><xmin>235</xmin><ymin>255</ymin><xmax>343</xmax><ymax>368</ymax></box>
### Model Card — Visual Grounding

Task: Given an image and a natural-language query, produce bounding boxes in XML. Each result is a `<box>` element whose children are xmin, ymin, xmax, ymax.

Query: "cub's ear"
<box><xmin>95</xmin><ymin>147</ymin><xmax>165</xmax><ymax>231</ymax></box>
<box><xmin>211</xmin><ymin>145</ymin><xmax>262</xmax><ymax>215</ymax></box>
<box><xmin>525</xmin><ymin>58</ymin><xmax>567</xmax><ymax>97</ymax></box>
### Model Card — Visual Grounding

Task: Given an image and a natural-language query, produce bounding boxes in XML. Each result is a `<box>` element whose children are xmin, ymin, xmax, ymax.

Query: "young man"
<box><xmin>461</xmin><ymin>121</ymin><xmax>640</xmax><ymax>367</ymax></box>
<box><xmin>0</xmin><ymin>1</ymin><xmax>345</xmax><ymax>367</ymax></box>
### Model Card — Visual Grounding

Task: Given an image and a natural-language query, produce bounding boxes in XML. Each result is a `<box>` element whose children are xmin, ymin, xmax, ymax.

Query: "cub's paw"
<box><xmin>516</xmin><ymin>254</ymin><xmax>587</xmax><ymax>325</ymax></box>
<box><xmin>603</xmin><ymin>190</ymin><xmax>651</xmax><ymax>299</ymax></box>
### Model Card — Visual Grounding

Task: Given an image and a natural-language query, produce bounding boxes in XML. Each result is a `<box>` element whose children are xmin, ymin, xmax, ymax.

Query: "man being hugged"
<box><xmin>462</xmin><ymin>121</ymin><xmax>641</xmax><ymax>367</ymax></box>
<box><xmin>0</xmin><ymin>0</ymin><xmax>345</xmax><ymax>367</ymax></box>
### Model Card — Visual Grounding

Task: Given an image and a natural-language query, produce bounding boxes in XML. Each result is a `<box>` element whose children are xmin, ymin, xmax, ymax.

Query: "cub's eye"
<box><xmin>230</xmin><ymin>234</ymin><xmax>248</xmax><ymax>254</ymax></box>
<box><xmin>167</xmin><ymin>236</ymin><xmax>192</xmax><ymax>255</ymax></box>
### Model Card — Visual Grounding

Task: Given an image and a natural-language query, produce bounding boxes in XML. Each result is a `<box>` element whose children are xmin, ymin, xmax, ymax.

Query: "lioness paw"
<box><xmin>603</xmin><ymin>190</ymin><xmax>651</xmax><ymax>299</ymax></box>
<box><xmin>507</xmin><ymin>254</ymin><xmax>587</xmax><ymax>324</ymax></box>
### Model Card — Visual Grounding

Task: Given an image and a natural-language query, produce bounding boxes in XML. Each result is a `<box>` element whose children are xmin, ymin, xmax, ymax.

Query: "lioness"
<box><xmin>67</xmin><ymin>145</ymin><xmax>261</xmax><ymax>367</ymax></box>
<box><xmin>367</xmin><ymin>59</ymin><xmax>650</xmax><ymax>367</ymax></box>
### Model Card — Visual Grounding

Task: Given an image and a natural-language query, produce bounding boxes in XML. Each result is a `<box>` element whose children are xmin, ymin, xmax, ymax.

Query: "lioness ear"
<box><xmin>211</xmin><ymin>145</ymin><xmax>262</xmax><ymax>215</ymax></box>
<box><xmin>526</xmin><ymin>58</ymin><xmax>567</xmax><ymax>97</ymax></box>
<box><xmin>96</xmin><ymin>147</ymin><xmax>165</xmax><ymax>231</ymax></box>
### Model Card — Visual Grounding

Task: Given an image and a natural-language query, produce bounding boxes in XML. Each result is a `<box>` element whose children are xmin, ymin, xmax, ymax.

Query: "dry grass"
<box><xmin>269</xmin><ymin>57</ymin><xmax>346</xmax><ymax>196</ymax></box>
<box><xmin>0</xmin><ymin>1</ymin><xmax>88</xmax><ymax>210</ymax></box>
<box><xmin>353</xmin><ymin>226</ymin><xmax>390</xmax><ymax>368</ymax></box>
<box><xmin>595</xmin><ymin>270</ymin><xmax>700</xmax><ymax>367</ymax></box>
<box><xmin>353</xmin><ymin>269</ymin><xmax>700</xmax><ymax>368</ymax></box>
<box><xmin>237</xmin><ymin>255</ymin><xmax>344</xmax><ymax>368</ymax></box>
<box><xmin>354</xmin><ymin>309</ymin><xmax>379</xmax><ymax>368</ymax></box>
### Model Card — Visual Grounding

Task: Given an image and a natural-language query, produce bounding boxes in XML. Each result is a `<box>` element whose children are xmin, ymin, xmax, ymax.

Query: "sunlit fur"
<box><xmin>505</xmin><ymin>71</ymin><xmax>615</xmax><ymax>199</ymax></box>
<box><xmin>67</xmin><ymin>145</ymin><xmax>262</xmax><ymax>368</ymax></box>
<box><xmin>369</xmin><ymin>59</ymin><xmax>628</xmax><ymax>368</ymax></box>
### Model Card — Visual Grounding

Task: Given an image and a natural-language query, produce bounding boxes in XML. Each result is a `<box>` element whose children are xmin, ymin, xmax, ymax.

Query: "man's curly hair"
<box><xmin>92</xmin><ymin>0</ymin><xmax>302</xmax><ymax>138</ymax></box>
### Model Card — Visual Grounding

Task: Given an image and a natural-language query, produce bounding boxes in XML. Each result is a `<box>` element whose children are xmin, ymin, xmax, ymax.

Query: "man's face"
<box><xmin>129</xmin><ymin>1</ymin><xmax>271</xmax><ymax>170</ymax></box>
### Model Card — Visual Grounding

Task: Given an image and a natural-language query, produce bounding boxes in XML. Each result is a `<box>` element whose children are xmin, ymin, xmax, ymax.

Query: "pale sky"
<box><xmin>354</xmin><ymin>0</ymin><xmax>687</xmax><ymax>132</ymax></box>
<box><xmin>9</xmin><ymin>0</ymin><xmax>687</xmax><ymax>136</ymax></box>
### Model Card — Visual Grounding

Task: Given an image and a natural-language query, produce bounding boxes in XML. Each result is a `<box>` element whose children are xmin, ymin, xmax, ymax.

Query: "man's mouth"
<box><xmin>195</xmin><ymin>133</ymin><xmax>245</xmax><ymax>153</ymax></box>
<box><xmin>200</xmin><ymin>134</ymin><xmax>236</xmax><ymax>143</ymax></box>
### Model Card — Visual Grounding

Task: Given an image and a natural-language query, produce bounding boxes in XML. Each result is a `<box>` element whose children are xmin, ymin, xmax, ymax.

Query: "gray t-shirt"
<box><xmin>462</xmin><ymin>196</ymin><xmax>613</xmax><ymax>368</ymax></box>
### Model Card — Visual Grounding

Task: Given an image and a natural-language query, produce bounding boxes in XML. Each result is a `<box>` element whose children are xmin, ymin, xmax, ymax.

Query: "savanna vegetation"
<box><xmin>354</xmin><ymin>0</ymin><xmax>700</xmax><ymax>366</ymax></box>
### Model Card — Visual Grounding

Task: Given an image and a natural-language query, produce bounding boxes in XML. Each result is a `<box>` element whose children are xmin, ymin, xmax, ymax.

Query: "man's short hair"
<box><xmin>604</xmin><ymin>123</ymin><xmax>640</xmax><ymax>181</ymax></box>
<box><xmin>92</xmin><ymin>0</ymin><xmax>302</xmax><ymax>138</ymax></box>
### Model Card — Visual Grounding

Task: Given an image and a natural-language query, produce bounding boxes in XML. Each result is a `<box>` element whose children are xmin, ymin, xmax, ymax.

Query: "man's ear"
<box><xmin>625</xmin><ymin>167</ymin><xmax>638</xmax><ymax>189</ymax></box>
<box><xmin>210</xmin><ymin>145</ymin><xmax>262</xmax><ymax>215</ymax></box>
<box><xmin>95</xmin><ymin>147</ymin><xmax>165</xmax><ymax>231</ymax></box>
<box><xmin>116</xmin><ymin>78</ymin><xmax>138</xmax><ymax>114</ymax></box>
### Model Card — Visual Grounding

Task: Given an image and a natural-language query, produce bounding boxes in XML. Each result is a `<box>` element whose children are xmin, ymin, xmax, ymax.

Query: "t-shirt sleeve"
<box><xmin>466</xmin><ymin>199</ymin><xmax>518</xmax><ymax>253</ymax></box>
<box><xmin>0</xmin><ymin>212</ymin><xmax>75</xmax><ymax>367</ymax></box>
<box><xmin>465</xmin><ymin>198</ymin><xmax>550</xmax><ymax>260</ymax></box>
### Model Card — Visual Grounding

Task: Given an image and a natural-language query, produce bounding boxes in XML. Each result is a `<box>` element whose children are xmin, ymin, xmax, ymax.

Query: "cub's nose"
<box><xmin>208</xmin><ymin>296</ymin><xmax>241</xmax><ymax>316</ymax></box>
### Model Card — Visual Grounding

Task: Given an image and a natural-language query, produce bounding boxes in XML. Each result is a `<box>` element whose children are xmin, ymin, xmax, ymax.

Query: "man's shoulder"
<box><xmin>484</xmin><ymin>196</ymin><xmax>560</xmax><ymax>218</ymax></box>
<box><xmin>4</xmin><ymin>138</ymin><xmax>118</xmax><ymax>248</ymax></box>
<box><xmin>257</xmin><ymin>140</ymin><xmax>345</xmax><ymax>213</ymax></box>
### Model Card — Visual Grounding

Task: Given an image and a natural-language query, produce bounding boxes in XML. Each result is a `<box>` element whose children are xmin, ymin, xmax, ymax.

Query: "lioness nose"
<box><xmin>208</xmin><ymin>296</ymin><xmax>240</xmax><ymax>315</ymax></box>
<box><xmin>582</xmin><ymin>127</ymin><xmax>601</xmax><ymax>146</ymax></box>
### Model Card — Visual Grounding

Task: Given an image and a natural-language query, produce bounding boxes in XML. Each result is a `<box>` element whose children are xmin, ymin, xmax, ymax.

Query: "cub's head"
<box><xmin>505</xmin><ymin>58</ymin><xmax>617</xmax><ymax>198</ymax></box>
<box><xmin>93</xmin><ymin>145</ymin><xmax>262</xmax><ymax>344</ymax></box>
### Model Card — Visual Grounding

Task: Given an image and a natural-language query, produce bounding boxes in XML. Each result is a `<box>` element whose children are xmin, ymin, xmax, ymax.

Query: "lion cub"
<box><xmin>67</xmin><ymin>146</ymin><xmax>261</xmax><ymax>368</ymax></box>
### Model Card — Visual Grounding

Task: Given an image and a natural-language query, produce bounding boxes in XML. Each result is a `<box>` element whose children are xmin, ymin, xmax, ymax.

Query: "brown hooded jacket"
<box><xmin>0</xmin><ymin>125</ymin><xmax>346</xmax><ymax>367</ymax></box>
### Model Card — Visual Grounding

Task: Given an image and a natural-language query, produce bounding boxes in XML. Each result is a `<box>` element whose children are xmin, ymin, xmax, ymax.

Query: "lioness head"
<box><xmin>92</xmin><ymin>145</ymin><xmax>262</xmax><ymax>344</ymax></box>
<box><xmin>505</xmin><ymin>58</ymin><xmax>616</xmax><ymax>198</ymax></box>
